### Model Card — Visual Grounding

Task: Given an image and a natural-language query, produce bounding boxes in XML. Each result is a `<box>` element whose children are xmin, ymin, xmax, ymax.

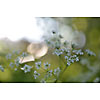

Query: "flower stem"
<box><xmin>54</xmin><ymin>56</ymin><xmax>68</xmax><ymax>83</ymax></box>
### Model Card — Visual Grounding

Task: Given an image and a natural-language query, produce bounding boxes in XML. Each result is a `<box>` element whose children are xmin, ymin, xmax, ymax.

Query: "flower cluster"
<box><xmin>35</xmin><ymin>61</ymin><xmax>51</xmax><ymax>70</ymax></box>
<box><xmin>54</xmin><ymin>67</ymin><xmax>61</xmax><ymax>77</ymax></box>
<box><xmin>85</xmin><ymin>49</ymin><xmax>96</xmax><ymax>56</ymax></box>
<box><xmin>6</xmin><ymin>57</ymin><xmax>20</xmax><ymax>71</ymax></box>
<box><xmin>6</xmin><ymin>53</ymin><xmax>12</xmax><ymax>59</ymax></box>
<box><xmin>1</xmin><ymin>30</ymin><xmax>96</xmax><ymax>83</ymax></box>
<box><xmin>34</xmin><ymin>61</ymin><xmax>52</xmax><ymax>81</ymax></box>
<box><xmin>58</xmin><ymin>48</ymin><xmax>80</xmax><ymax>66</ymax></box>
<box><xmin>53</xmin><ymin>49</ymin><xmax>64</xmax><ymax>56</ymax></box>
<box><xmin>65</xmin><ymin>55</ymin><xmax>79</xmax><ymax>66</ymax></box>
<box><xmin>72</xmin><ymin>49</ymin><xmax>84</xmax><ymax>55</ymax></box>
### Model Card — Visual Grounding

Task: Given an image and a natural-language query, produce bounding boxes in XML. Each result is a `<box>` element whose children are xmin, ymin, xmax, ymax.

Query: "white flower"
<box><xmin>35</xmin><ymin>61</ymin><xmax>41</xmax><ymax>69</ymax></box>
<box><xmin>71</xmin><ymin>59</ymin><xmax>74</xmax><ymax>63</ymax></box>
<box><xmin>76</xmin><ymin>57</ymin><xmax>79</xmax><ymax>62</ymax></box>
<box><xmin>44</xmin><ymin>62</ymin><xmax>51</xmax><ymax>69</ymax></box>
<box><xmin>33</xmin><ymin>71</ymin><xmax>40</xmax><ymax>79</ymax></box>
<box><xmin>46</xmin><ymin>70</ymin><xmax>53</xmax><ymax>77</ymax></box>
<box><xmin>65</xmin><ymin>56</ymin><xmax>69</xmax><ymax>60</ymax></box>
<box><xmin>21</xmin><ymin>64</ymin><xmax>32</xmax><ymax>73</ymax></box>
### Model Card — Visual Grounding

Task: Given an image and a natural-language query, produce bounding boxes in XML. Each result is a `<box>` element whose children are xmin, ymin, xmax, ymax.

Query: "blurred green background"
<box><xmin>0</xmin><ymin>17</ymin><xmax>100</xmax><ymax>83</ymax></box>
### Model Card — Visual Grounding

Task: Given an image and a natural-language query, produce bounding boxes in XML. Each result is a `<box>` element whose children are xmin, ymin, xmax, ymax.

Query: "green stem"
<box><xmin>61</xmin><ymin>66</ymin><xmax>68</xmax><ymax>77</ymax></box>
<box><xmin>54</xmin><ymin>56</ymin><xmax>68</xmax><ymax>83</ymax></box>
<box><xmin>40</xmin><ymin>66</ymin><xmax>56</xmax><ymax>82</ymax></box>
